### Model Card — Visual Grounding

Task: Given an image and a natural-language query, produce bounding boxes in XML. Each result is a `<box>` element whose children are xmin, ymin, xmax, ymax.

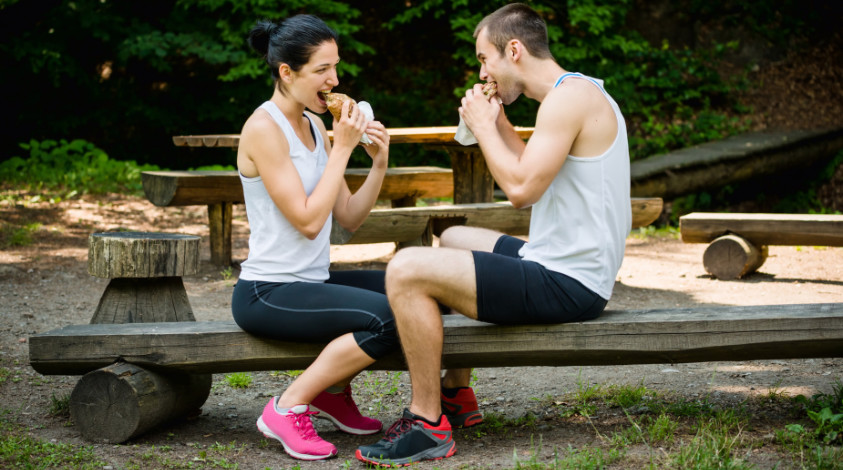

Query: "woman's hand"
<box><xmin>361</xmin><ymin>120</ymin><xmax>389</xmax><ymax>168</ymax></box>
<box><xmin>331</xmin><ymin>100</ymin><xmax>366</xmax><ymax>152</ymax></box>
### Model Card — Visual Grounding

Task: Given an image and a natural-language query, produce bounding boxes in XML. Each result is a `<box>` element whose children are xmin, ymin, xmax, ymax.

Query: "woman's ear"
<box><xmin>278</xmin><ymin>63</ymin><xmax>293</xmax><ymax>83</ymax></box>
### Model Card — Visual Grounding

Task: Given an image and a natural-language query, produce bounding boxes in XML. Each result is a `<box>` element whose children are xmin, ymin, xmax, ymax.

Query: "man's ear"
<box><xmin>508</xmin><ymin>40</ymin><xmax>523</xmax><ymax>62</ymax></box>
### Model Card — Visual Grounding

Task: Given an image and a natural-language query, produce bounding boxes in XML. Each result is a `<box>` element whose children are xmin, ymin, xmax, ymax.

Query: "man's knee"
<box><xmin>385</xmin><ymin>247</ymin><xmax>426</xmax><ymax>289</ymax></box>
<box><xmin>439</xmin><ymin>225</ymin><xmax>470</xmax><ymax>248</ymax></box>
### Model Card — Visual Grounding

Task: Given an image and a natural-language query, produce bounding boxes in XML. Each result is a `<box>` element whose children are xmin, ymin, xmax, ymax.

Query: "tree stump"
<box><xmin>72</xmin><ymin>232</ymin><xmax>212</xmax><ymax>443</ymax></box>
<box><xmin>702</xmin><ymin>234</ymin><xmax>768</xmax><ymax>280</ymax></box>
<box><xmin>88</xmin><ymin>232</ymin><xmax>200</xmax><ymax>324</ymax></box>
<box><xmin>70</xmin><ymin>362</ymin><xmax>211</xmax><ymax>443</ymax></box>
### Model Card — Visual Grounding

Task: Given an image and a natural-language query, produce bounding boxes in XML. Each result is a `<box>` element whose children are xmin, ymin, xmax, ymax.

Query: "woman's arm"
<box><xmin>332</xmin><ymin>120</ymin><xmax>390</xmax><ymax>231</ymax></box>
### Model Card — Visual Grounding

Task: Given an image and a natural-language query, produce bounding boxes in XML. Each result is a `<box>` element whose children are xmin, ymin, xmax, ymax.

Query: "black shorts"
<box><xmin>472</xmin><ymin>235</ymin><xmax>607</xmax><ymax>325</ymax></box>
<box><xmin>231</xmin><ymin>270</ymin><xmax>398</xmax><ymax>360</ymax></box>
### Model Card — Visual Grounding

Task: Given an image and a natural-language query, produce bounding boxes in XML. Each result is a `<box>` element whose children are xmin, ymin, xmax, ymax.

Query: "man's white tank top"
<box><xmin>238</xmin><ymin>101</ymin><xmax>331</xmax><ymax>283</ymax></box>
<box><xmin>518</xmin><ymin>73</ymin><xmax>632</xmax><ymax>300</ymax></box>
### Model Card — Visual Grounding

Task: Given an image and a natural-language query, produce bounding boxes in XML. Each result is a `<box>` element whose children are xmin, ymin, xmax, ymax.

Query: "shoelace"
<box><xmin>382</xmin><ymin>417</ymin><xmax>414</xmax><ymax>443</ymax></box>
<box><xmin>343</xmin><ymin>388</ymin><xmax>362</xmax><ymax>414</ymax></box>
<box><xmin>292</xmin><ymin>410</ymin><xmax>321</xmax><ymax>441</ymax></box>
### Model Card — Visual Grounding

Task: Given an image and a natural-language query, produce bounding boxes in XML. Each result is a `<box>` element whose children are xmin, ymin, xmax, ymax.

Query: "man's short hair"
<box><xmin>473</xmin><ymin>3</ymin><xmax>553</xmax><ymax>59</ymax></box>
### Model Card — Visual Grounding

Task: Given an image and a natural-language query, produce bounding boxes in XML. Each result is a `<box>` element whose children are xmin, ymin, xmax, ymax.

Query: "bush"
<box><xmin>0</xmin><ymin>139</ymin><xmax>159</xmax><ymax>196</ymax></box>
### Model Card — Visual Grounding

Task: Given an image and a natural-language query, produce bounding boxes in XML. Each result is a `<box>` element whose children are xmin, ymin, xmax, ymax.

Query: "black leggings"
<box><xmin>231</xmin><ymin>270</ymin><xmax>398</xmax><ymax>360</ymax></box>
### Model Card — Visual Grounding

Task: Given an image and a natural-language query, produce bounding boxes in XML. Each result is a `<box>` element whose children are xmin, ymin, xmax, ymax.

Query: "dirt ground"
<box><xmin>1</xmin><ymin>194</ymin><xmax>841</xmax><ymax>469</ymax></box>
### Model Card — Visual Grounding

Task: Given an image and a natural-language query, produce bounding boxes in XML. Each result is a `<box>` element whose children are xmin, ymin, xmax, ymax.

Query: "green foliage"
<box><xmin>0</xmin><ymin>1</ymin><xmax>830</xmax><ymax>174</ymax></box>
<box><xmin>0</xmin><ymin>139</ymin><xmax>159</xmax><ymax>196</ymax></box>
<box><xmin>224</xmin><ymin>372</ymin><xmax>252</xmax><ymax>389</ymax></box>
<box><xmin>795</xmin><ymin>380</ymin><xmax>843</xmax><ymax>445</ymax></box>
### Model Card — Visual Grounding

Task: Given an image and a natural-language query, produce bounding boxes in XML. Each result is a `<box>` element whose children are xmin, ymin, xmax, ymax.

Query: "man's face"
<box><xmin>475</xmin><ymin>29</ymin><xmax>518</xmax><ymax>105</ymax></box>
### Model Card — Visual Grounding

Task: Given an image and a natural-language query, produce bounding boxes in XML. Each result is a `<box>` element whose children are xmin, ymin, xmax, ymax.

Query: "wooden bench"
<box><xmin>142</xmin><ymin>167</ymin><xmax>453</xmax><ymax>265</ymax></box>
<box><xmin>29</xmin><ymin>302</ymin><xmax>843</xmax><ymax>443</ymax></box>
<box><xmin>143</xmin><ymin>169</ymin><xmax>664</xmax><ymax>264</ymax></box>
<box><xmin>333</xmin><ymin>198</ymin><xmax>664</xmax><ymax>246</ymax></box>
<box><xmin>680</xmin><ymin>212</ymin><xmax>843</xmax><ymax>279</ymax></box>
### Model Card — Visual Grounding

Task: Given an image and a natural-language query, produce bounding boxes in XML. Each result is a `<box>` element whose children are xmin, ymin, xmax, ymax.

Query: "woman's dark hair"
<box><xmin>247</xmin><ymin>14</ymin><xmax>338</xmax><ymax>81</ymax></box>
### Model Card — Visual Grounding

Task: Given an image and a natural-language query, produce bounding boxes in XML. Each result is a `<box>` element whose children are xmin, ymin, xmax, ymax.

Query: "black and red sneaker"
<box><xmin>441</xmin><ymin>386</ymin><xmax>483</xmax><ymax>428</ymax></box>
<box><xmin>355</xmin><ymin>409</ymin><xmax>456</xmax><ymax>467</ymax></box>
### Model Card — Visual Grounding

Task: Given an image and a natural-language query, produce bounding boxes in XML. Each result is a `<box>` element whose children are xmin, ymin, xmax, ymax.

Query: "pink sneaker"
<box><xmin>256</xmin><ymin>398</ymin><xmax>337</xmax><ymax>460</ymax></box>
<box><xmin>310</xmin><ymin>385</ymin><xmax>382</xmax><ymax>435</ymax></box>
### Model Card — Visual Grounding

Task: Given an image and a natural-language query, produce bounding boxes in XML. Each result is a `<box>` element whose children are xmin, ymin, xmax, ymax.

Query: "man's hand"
<box><xmin>458</xmin><ymin>83</ymin><xmax>501</xmax><ymax>139</ymax></box>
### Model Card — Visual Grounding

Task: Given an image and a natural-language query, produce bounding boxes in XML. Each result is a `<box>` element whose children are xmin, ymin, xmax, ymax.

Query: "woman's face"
<box><xmin>288</xmin><ymin>40</ymin><xmax>340</xmax><ymax>114</ymax></box>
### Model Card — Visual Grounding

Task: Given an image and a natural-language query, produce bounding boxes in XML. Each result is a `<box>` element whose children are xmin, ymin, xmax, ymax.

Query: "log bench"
<box><xmin>28</xmin><ymin>302</ymin><xmax>843</xmax><ymax>443</ymax></box>
<box><xmin>142</xmin><ymin>167</ymin><xmax>454</xmax><ymax>265</ymax></box>
<box><xmin>680</xmin><ymin>212</ymin><xmax>843</xmax><ymax>279</ymax></box>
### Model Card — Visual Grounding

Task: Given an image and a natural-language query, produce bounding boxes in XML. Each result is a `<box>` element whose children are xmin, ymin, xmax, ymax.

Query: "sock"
<box><xmin>409</xmin><ymin>409</ymin><xmax>443</xmax><ymax>427</ymax></box>
<box><xmin>441</xmin><ymin>386</ymin><xmax>468</xmax><ymax>399</ymax></box>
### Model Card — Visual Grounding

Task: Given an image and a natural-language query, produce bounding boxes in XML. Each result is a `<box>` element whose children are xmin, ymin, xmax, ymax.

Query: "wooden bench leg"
<box><xmin>703</xmin><ymin>234</ymin><xmax>769</xmax><ymax>280</ymax></box>
<box><xmin>207</xmin><ymin>202</ymin><xmax>233</xmax><ymax>266</ymax></box>
<box><xmin>70</xmin><ymin>362</ymin><xmax>211</xmax><ymax>443</ymax></box>
<box><xmin>90</xmin><ymin>277</ymin><xmax>195</xmax><ymax>324</ymax></box>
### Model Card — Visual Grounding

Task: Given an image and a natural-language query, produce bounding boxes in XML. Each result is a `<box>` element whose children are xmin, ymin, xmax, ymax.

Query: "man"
<box><xmin>356</xmin><ymin>3</ymin><xmax>631</xmax><ymax>466</ymax></box>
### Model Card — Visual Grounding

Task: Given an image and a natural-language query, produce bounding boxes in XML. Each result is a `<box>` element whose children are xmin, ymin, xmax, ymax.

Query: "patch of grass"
<box><xmin>629</xmin><ymin>224</ymin><xmax>680</xmax><ymax>240</ymax></box>
<box><xmin>224</xmin><ymin>372</ymin><xmax>252</xmax><ymax>389</ymax></box>
<box><xmin>603</xmin><ymin>381</ymin><xmax>655</xmax><ymax>409</ymax></box>
<box><xmin>360</xmin><ymin>371</ymin><xmax>404</xmax><ymax>413</ymax></box>
<box><xmin>48</xmin><ymin>394</ymin><xmax>70</xmax><ymax>417</ymax></box>
<box><xmin>1</xmin><ymin>222</ymin><xmax>41</xmax><ymax>248</ymax></box>
<box><xmin>0</xmin><ymin>368</ymin><xmax>9</xmax><ymax>384</ymax></box>
<box><xmin>668</xmin><ymin>410</ymin><xmax>754</xmax><ymax>469</ymax></box>
<box><xmin>512</xmin><ymin>438</ymin><xmax>624</xmax><ymax>469</ymax></box>
<box><xmin>0</xmin><ymin>410</ymin><xmax>107</xmax><ymax>469</ymax></box>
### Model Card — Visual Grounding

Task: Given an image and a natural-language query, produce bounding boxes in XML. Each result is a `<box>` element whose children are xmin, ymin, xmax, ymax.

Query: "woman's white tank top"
<box><xmin>238</xmin><ymin>101</ymin><xmax>331</xmax><ymax>283</ymax></box>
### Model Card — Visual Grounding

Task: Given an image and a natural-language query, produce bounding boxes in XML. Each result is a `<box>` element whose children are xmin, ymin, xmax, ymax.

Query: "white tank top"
<box><xmin>238</xmin><ymin>101</ymin><xmax>331</xmax><ymax>283</ymax></box>
<box><xmin>518</xmin><ymin>73</ymin><xmax>632</xmax><ymax>300</ymax></box>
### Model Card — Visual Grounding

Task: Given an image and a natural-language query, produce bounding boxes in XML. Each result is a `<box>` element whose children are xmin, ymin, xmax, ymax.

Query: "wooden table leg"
<box><xmin>207</xmin><ymin>202</ymin><xmax>233</xmax><ymax>266</ymax></box>
<box><xmin>446</xmin><ymin>147</ymin><xmax>494</xmax><ymax>204</ymax></box>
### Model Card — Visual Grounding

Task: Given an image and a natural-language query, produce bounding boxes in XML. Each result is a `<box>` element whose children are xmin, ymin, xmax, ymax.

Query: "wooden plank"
<box><xmin>344</xmin><ymin>166</ymin><xmax>452</xmax><ymax>200</ymax></box>
<box><xmin>142</xmin><ymin>168</ymin><xmax>453</xmax><ymax>207</ymax></box>
<box><xmin>680</xmin><ymin>212</ymin><xmax>843</xmax><ymax>246</ymax></box>
<box><xmin>171</xmin><ymin>127</ymin><xmax>535</xmax><ymax>148</ymax></box>
<box><xmin>28</xmin><ymin>303</ymin><xmax>843</xmax><ymax>375</ymax></box>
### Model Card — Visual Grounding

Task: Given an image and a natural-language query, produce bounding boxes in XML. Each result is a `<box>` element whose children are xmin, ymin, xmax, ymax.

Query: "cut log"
<box><xmin>702</xmin><ymin>234</ymin><xmax>768</xmax><ymax>280</ymax></box>
<box><xmin>70</xmin><ymin>362</ymin><xmax>211</xmax><ymax>443</ymax></box>
<box><xmin>88</xmin><ymin>232</ymin><xmax>200</xmax><ymax>279</ymax></box>
<box><xmin>87</xmin><ymin>232</ymin><xmax>200</xmax><ymax>323</ymax></box>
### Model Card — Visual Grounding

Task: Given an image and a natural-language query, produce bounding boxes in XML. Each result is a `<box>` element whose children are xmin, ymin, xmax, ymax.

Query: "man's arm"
<box><xmin>462</xmin><ymin>84</ymin><xmax>585</xmax><ymax>208</ymax></box>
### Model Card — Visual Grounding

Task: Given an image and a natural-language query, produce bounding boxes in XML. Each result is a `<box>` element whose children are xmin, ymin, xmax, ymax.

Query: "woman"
<box><xmin>231</xmin><ymin>14</ymin><xmax>396</xmax><ymax>461</ymax></box>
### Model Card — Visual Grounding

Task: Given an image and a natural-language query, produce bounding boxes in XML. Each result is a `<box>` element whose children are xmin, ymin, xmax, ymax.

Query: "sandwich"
<box><xmin>482</xmin><ymin>81</ymin><xmax>498</xmax><ymax>97</ymax></box>
<box><xmin>319</xmin><ymin>91</ymin><xmax>356</xmax><ymax>121</ymax></box>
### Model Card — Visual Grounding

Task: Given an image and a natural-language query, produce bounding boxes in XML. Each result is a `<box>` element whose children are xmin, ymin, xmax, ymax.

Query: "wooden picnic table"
<box><xmin>172</xmin><ymin>126</ymin><xmax>535</xmax><ymax>204</ymax></box>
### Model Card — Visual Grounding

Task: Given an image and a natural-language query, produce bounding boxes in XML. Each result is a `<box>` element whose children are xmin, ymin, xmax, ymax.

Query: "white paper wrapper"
<box><xmin>358</xmin><ymin>101</ymin><xmax>374</xmax><ymax>145</ymax></box>
<box><xmin>453</xmin><ymin>96</ymin><xmax>502</xmax><ymax>146</ymax></box>
<box><xmin>454</xmin><ymin>116</ymin><xmax>478</xmax><ymax>146</ymax></box>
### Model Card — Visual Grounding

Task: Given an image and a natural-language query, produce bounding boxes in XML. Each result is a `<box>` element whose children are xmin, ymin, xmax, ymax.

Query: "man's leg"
<box><xmin>385</xmin><ymin>245</ymin><xmax>480</xmax><ymax>422</ymax></box>
<box><xmin>438</xmin><ymin>226</ymin><xmax>500</xmax><ymax>389</ymax></box>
